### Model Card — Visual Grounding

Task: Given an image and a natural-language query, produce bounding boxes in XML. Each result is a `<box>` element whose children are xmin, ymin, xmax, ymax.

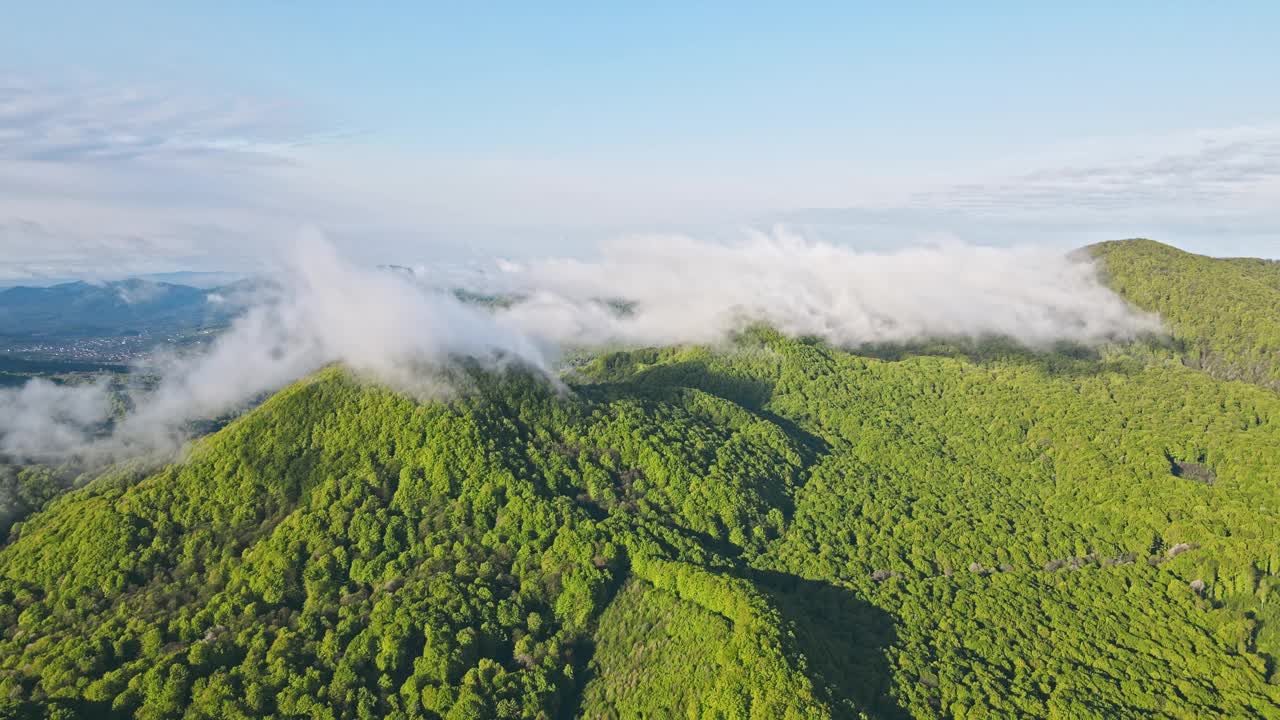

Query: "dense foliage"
<box><xmin>1092</xmin><ymin>238</ymin><xmax>1280</xmax><ymax>390</ymax></box>
<box><xmin>2</xmin><ymin>240</ymin><xmax>1279</xmax><ymax>718</ymax></box>
<box><xmin>0</xmin><ymin>464</ymin><xmax>69</xmax><ymax>539</ymax></box>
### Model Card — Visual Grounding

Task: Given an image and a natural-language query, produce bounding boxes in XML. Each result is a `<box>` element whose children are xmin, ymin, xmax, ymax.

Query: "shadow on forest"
<box><xmin>852</xmin><ymin>336</ymin><xmax>1156</xmax><ymax>380</ymax></box>
<box><xmin>576</xmin><ymin>358</ymin><xmax>831</xmax><ymax>527</ymax></box>
<box><xmin>750</xmin><ymin>570</ymin><xmax>910</xmax><ymax>720</ymax></box>
<box><xmin>577</xmin><ymin>355</ymin><xmax>775</xmax><ymax>409</ymax></box>
<box><xmin>577</xmin><ymin>357</ymin><xmax>830</xmax><ymax>464</ymax></box>
<box><xmin>558</xmin><ymin>565</ymin><xmax>630</xmax><ymax>720</ymax></box>
<box><xmin>1</xmin><ymin>699</ymin><xmax>121</xmax><ymax>719</ymax></box>
<box><xmin>565</xmin><ymin>562</ymin><xmax>910</xmax><ymax>720</ymax></box>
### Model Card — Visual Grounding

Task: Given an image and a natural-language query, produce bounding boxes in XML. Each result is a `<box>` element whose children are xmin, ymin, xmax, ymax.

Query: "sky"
<box><xmin>1</xmin><ymin>2</ymin><xmax>1278</xmax><ymax>281</ymax></box>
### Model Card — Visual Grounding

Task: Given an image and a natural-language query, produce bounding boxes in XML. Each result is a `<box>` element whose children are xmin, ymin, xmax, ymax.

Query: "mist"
<box><xmin>0</xmin><ymin>230</ymin><xmax>1160</xmax><ymax>464</ymax></box>
<box><xmin>0</xmin><ymin>233</ymin><xmax>549</xmax><ymax>462</ymax></box>
<box><xmin>0</xmin><ymin>376</ymin><xmax>114</xmax><ymax>459</ymax></box>
<box><xmin>483</xmin><ymin>231</ymin><xmax>1157</xmax><ymax>348</ymax></box>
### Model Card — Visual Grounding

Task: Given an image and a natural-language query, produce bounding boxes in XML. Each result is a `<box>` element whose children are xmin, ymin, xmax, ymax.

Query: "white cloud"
<box><xmin>783</xmin><ymin>126</ymin><xmax>1280</xmax><ymax>258</ymax></box>
<box><xmin>482</xmin><ymin>229</ymin><xmax>1159</xmax><ymax>348</ymax></box>
<box><xmin>0</xmin><ymin>75</ymin><xmax>304</xmax><ymax>166</ymax></box>
<box><xmin>1</xmin><ymin>71</ymin><xmax>1278</xmax><ymax>282</ymax></box>
<box><xmin>0</xmin><ymin>231</ymin><xmax>1158</xmax><ymax>463</ymax></box>
<box><xmin>0</xmin><ymin>75</ymin><xmax>353</xmax><ymax>280</ymax></box>
<box><xmin>933</xmin><ymin>126</ymin><xmax>1280</xmax><ymax>219</ymax></box>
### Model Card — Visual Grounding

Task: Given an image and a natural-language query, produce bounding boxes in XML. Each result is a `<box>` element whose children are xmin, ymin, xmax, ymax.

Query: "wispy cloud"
<box><xmin>785</xmin><ymin>126</ymin><xmax>1280</xmax><ymax>256</ymax></box>
<box><xmin>937</xmin><ymin>127</ymin><xmax>1280</xmax><ymax>217</ymax></box>
<box><xmin>0</xmin><ymin>75</ymin><xmax>307</xmax><ymax>167</ymax></box>
<box><xmin>0</xmin><ymin>218</ymin><xmax>229</xmax><ymax>282</ymax></box>
<box><xmin>0</xmin><ymin>75</ymin><xmax>354</xmax><ymax>280</ymax></box>
<box><xmin>2</xmin><ymin>69</ymin><xmax>1278</xmax><ymax>280</ymax></box>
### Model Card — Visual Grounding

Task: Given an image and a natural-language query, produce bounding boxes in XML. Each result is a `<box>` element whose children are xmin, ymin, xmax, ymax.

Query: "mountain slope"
<box><xmin>1091</xmin><ymin>239</ymin><xmax>1280</xmax><ymax>390</ymax></box>
<box><xmin>4</xmin><ymin>326</ymin><xmax>1280</xmax><ymax>718</ymax></box>
<box><xmin>0</xmin><ymin>280</ymin><xmax>235</xmax><ymax>340</ymax></box>
<box><xmin>0</xmin><ymin>366</ymin><xmax>830</xmax><ymax>719</ymax></box>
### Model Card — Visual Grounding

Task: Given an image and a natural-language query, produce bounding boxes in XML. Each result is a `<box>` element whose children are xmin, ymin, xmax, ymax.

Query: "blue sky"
<box><xmin>1</xmin><ymin>2</ymin><xmax>1278</xmax><ymax>279</ymax></box>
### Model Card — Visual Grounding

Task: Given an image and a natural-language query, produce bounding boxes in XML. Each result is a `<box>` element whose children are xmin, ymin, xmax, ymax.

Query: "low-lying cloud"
<box><xmin>483</xmin><ymin>231</ymin><xmax>1155</xmax><ymax>348</ymax></box>
<box><xmin>0</xmin><ymin>230</ymin><xmax>1160</xmax><ymax>464</ymax></box>
<box><xmin>0</xmin><ymin>376</ymin><xmax>114</xmax><ymax>459</ymax></box>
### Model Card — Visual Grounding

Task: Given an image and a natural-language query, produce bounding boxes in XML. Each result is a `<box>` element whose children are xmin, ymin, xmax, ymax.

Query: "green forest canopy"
<box><xmin>1091</xmin><ymin>238</ymin><xmax>1280</xmax><ymax>390</ymax></box>
<box><xmin>2</xmin><ymin>238</ymin><xmax>1280</xmax><ymax>719</ymax></box>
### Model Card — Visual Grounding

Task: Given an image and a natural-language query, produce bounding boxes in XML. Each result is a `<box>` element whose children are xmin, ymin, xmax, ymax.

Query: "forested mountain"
<box><xmin>0</xmin><ymin>280</ymin><xmax>234</xmax><ymax>340</ymax></box>
<box><xmin>3</xmin><ymin>240</ymin><xmax>1280</xmax><ymax>719</ymax></box>
<box><xmin>1091</xmin><ymin>239</ymin><xmax>1280</xmax><ymax>390</ymax></box>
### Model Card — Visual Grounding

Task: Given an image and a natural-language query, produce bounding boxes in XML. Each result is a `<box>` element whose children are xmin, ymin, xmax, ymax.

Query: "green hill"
<box><xmin>3</xmin><ymin>241</ymin><xmax>1280</xmax><ymax>719</ymax></box>
<box><xmin>1091</xmin><ymin>239</ymin><xmax>1280</xmax><ymax>390</ymax></box>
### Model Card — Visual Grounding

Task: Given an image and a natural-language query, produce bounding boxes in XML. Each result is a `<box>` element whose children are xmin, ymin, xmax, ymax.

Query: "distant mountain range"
<box><xmin>0</xmin><ymin>279</ymin><xmax>240</xmax><ymax>340</ymax></box>
<box><xmin>0</xmin><ymin>271</ymin><xmax>246</xmax><ymax>290</ymax></box>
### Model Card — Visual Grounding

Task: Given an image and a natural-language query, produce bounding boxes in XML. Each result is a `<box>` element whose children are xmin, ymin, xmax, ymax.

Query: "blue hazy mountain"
<box><xmin>0</xmin><ymin>279</ymin><xmax>237</xmax><ymax>339</ymax></box>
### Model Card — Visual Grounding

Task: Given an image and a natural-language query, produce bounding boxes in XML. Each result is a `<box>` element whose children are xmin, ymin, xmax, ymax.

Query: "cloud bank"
<box><xmin>484</xmin><ymin>230</ymin><xmax>1155</xmax><ymax>348</ymax></box>
<box><xmin>0</xmin><ymin>231</ymin><xmax>1159</xmax><ymax>463</ymax></box>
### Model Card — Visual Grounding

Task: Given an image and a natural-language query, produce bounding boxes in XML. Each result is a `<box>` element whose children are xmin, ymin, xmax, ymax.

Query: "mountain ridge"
<box><xmin>3</xmin><ymin>240</ymin><xmax>1280</xmax><ymax>718</ymax></box>
<box><xmin>1090</xmin><ymin>238</ymin><xmax>1280</xmax><ymax>390</ymax></box>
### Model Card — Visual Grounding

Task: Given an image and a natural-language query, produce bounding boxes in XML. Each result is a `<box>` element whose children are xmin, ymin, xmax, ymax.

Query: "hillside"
<box><xmin>3</xmin><ymin>322</ymin><xmax>1280</xmax><ymax>718</ymax></box>
<box><xmin>0</xmin><ymin>280</ymin><xmax>233</xmax><ymax>340</ymax></box>
<box><xmin>1091</xmin><ymin>239</ymin><xmax>1280</xmax><ymax>390</ymax></box>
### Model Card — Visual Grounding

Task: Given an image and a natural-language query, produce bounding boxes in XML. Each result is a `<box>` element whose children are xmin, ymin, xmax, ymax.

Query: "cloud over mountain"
<box><xmin>0</xmin><ymin>231</ymin><xmax>1159</xmax><ymax>463</ymax></box>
